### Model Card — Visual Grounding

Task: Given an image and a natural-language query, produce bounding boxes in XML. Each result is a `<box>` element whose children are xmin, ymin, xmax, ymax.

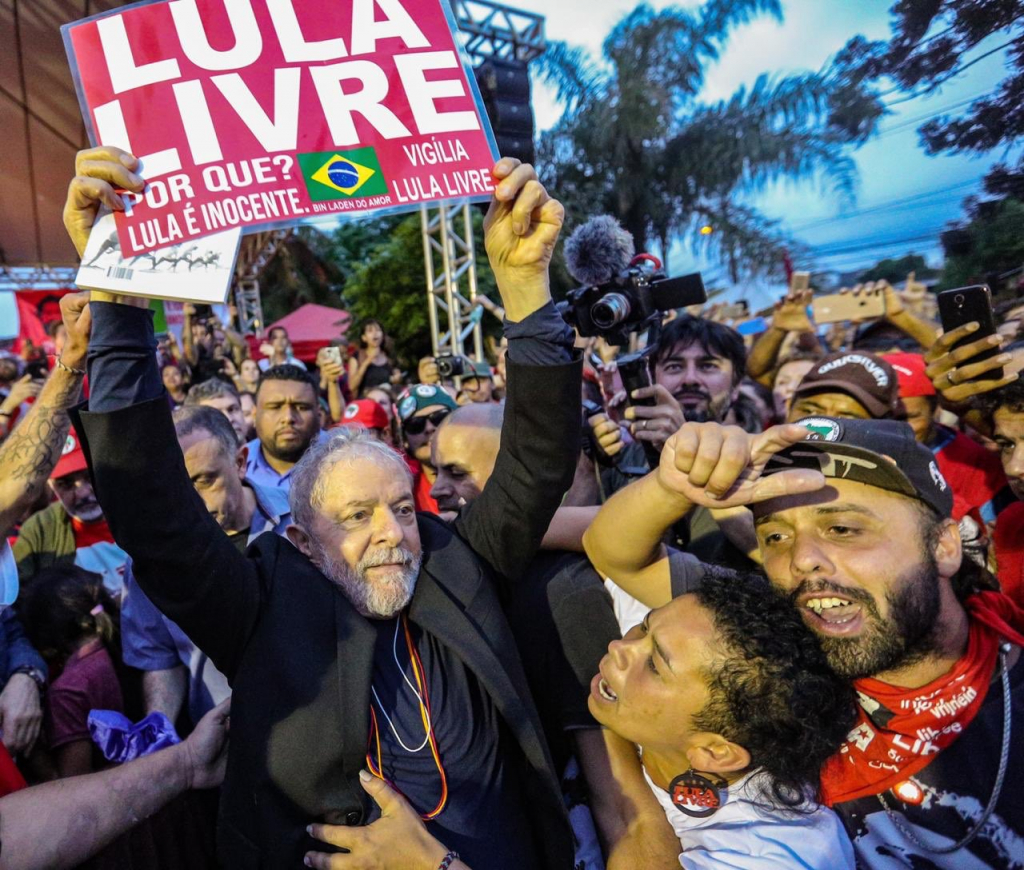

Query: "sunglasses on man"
<box><xmin>403</xmin><ymin>408</ymin><xmax>451</xmax><ymax>435</ymax></box>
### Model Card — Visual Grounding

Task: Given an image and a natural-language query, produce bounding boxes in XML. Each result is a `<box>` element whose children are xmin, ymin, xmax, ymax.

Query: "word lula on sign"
<box><xmin>92</xmin><ymin>0</ymin><xmax>481</xmax><ymax>180</ymax></box>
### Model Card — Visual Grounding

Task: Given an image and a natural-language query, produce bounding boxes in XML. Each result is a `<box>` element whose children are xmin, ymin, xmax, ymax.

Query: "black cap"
<box><xmin>763</xmin><ymin>417</ymin><xmax>954</xmax><ymax>518</ymax></box>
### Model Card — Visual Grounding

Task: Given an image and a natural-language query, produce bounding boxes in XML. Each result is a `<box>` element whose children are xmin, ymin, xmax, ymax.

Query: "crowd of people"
<box><xmin>0</xmin><ymin>144</ymin><xmax>1019</xmax><ymax>870</ymax></box>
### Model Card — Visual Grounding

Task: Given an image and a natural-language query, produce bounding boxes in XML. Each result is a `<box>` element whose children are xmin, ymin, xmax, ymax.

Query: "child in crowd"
<box><xmin>19</xmin><ymin>566</ymin><xmax>124</xmax><ymax>778</ymax></box>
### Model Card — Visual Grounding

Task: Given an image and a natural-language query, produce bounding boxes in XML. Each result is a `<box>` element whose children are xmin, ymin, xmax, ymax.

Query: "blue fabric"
<box><xmin>504</xmin><ymin>300</ymin><xmax>574</xmax><ymax>366</ymax></box>
<box><xmin>88</xmin><ymin>709</ymin><xmax>180</xmax><ymax>762</ymax></box>
<box><xmin>0</xmin><ymin>542</ymin><xmax>18</xmax><ymax>607</ymax></box>
<box><xmin>0</xmin><ymin>607</ymin><xmax>46</xmax><ymax>683</ymax></box>
<box><xmin>244</xmin><ymin>431</ymin><xmax>329</xmax><ymax>495</ymax></box>
<box><xmin>368</xmin><ymin>616</ymin><xmax>536</xmax><ymax>870</ymax></box>
<box><xmin>87</xmin><ymin>303</ymin><xmax>162</xmax><ymax>412</ymax></box>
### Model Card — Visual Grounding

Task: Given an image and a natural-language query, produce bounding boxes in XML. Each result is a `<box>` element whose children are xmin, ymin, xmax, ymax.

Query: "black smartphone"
<box><xmin>617</xmin><ymin>351</ymin><xmax>655</xmax><ymax>407</ymax></box>
<box><xmin>25</xmin><ymin>359</ymin><xmax>49</xmax><ymax>380</ymax></box>
<box><xmin>937</xmin><ymin>285</ymin><xmax>1002</xmax><ymax>382</ymax></box>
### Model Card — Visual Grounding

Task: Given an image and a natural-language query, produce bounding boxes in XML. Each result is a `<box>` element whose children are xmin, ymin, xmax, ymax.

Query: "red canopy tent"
<box><xmin>263</xmin><ymin>304</ymin><xmax>351</xmax><ymax>363</ymax></box>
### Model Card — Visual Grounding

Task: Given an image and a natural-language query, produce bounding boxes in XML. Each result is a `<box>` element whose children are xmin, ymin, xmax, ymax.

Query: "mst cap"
<box><xmin>764</xmin><ymin>416</ymin><xmax>953</xmax><ymax>519</ymax></box>
<box><xmin>51</xmin><ymin>429</ymin><xmax>89</xmax><ymax>481</ymax></box>
<box><xmin>396</xmin><ymin>384</ymin><xmax>458</xmax><ymax>423</ymax></box>
<box><xmin>792</xmin><ymin>351</ymin><xmax>903</xmax><ymax>419</ymax></box>
<box><xmin>340</xmin><ymin>400</ymin><xmax>389</xmax><ymax>431</ymax></box>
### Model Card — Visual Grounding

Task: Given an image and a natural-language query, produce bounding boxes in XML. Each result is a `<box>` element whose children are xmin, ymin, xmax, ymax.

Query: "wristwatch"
<box><xmin>10</xmin><ymin>666</ymin><xmax>46</xmax><ymax>692</ymax></box>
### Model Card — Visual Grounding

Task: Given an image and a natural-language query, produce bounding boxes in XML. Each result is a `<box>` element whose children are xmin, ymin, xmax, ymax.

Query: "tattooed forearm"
<box><xmin>0</xmin><ymin>368</ymin><xmax>83</xmax><ymax>531</ymax></box>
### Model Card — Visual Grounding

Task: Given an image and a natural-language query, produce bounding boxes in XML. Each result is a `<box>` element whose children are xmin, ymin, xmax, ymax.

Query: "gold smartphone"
<box><xmin>811</xmin><ymin>290</ymin><xmax>885</xmax><ymax>324</ymax></box>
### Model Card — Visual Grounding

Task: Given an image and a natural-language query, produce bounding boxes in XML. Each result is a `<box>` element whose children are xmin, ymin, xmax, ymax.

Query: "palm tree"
<box><xmin>534</xmin><ymin>0</ymin><xmax>885</xmax><ymax>280</ymax></box>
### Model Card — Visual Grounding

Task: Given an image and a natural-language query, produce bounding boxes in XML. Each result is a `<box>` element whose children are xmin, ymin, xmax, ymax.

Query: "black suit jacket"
<box><xmin>74</xmin><ymin>356</ymin><xmax>581</xmax><ymax>869</ymax></box>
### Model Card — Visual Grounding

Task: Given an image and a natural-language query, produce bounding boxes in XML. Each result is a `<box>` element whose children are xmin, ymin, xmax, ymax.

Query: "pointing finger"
<box><xmin>748</xmin><ymin>468</ymin><xmax>827</xmax><ymax>504</ymax></box>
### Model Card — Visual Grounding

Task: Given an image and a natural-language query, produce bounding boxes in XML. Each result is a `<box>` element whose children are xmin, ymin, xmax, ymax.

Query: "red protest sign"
<box><xmin>63</xmin><ymin>0</ymin><xmax>499</xmax><ymax>256</ymax></box>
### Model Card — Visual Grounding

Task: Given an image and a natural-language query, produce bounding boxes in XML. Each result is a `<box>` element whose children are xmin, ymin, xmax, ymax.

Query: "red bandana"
<box><xmin>822</xmin><ymin>592</ymin><xmax>1024</xmax><ymax>806</ymax></box>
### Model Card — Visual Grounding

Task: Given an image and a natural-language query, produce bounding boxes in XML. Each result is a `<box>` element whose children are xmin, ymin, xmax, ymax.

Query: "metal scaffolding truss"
<box><xmin>420</xmin><ymin>204</ymin><xmax>484</xmax><ymax>361</ymax></box>
<box><xmin>453</xmin><ymin>0</ymin><xmax>546</xmax><ymax>62</ymax></box>
<box><xmin>233</xmin><ymin>230</ymin><xmax>290</xmax><ymax>334</ymax></box>
<box><xmin>421</xmin><ymin>0</ymin><xmax>546</xmax><ymax>359</ymax></box>
<box><xmin>0</xmin><ymin>265</ymin><xmax>78</xmax><ymax>292</ymax></box>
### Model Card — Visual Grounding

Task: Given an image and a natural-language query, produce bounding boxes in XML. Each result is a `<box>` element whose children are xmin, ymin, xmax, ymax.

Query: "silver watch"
<box><xmin>10</xmin><ymin>666</ymin><xmax>46</xmax><ymax>691</ymax></box>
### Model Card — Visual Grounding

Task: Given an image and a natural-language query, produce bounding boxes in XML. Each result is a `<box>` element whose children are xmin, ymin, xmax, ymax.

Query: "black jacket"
<box><xmin>73</xmin><ymin>356</ymin><xmax>581</xmax><ymax>869</ymax></box>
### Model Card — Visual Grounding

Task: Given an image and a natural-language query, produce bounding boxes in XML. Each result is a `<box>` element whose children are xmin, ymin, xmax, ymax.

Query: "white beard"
<box><xmin>312</xmin><ymin>544</ymin><xmax>420</xmax><ymax>619</ymax></box>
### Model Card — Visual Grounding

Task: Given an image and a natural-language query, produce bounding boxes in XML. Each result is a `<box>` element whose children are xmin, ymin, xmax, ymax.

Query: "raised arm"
<box><xmin>879</xmin><ymin>281</ymin><xmax>939</xmax><ymax>350</ymax></box>
<box><xmin>0</xmin><ymin>295</ymin><xmax>90</xmax><ymax>535</ymax></box>
<box><xmin>583</xmin><ymin>422</ymin><xmax>826</xmax><ymax>608</ymax></box>
<box><xmin>63</xmin><ymin>146</ymin><xmax>262</xmax><ymax>679</ymax></box>
<box><xmin>453</xmin><ymin>160</ymin><xmax>581</xmax><ymax>582</ymax></box>
<box><xmin>746</xmin><ymin>289</ymin><xmax>814</xmax><ymax>382</ymax></box>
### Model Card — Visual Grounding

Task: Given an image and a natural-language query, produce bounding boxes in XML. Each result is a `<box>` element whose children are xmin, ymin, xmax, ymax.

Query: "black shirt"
<box><xmin>832</xmin><ymin>649</ymin><xmax>1024</xmax><ymax>869</ymax></box>
<box><xmin>368</xmin><ymin>615</ymin><xmax>538</xmax><ymax>868</ymax></box>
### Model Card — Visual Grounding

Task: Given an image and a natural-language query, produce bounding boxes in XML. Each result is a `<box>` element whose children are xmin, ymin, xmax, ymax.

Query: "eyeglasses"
<box><xmin>403</xmin><ymin>408</ymin><xmax>451</xmax><ymax>435</ymax></box>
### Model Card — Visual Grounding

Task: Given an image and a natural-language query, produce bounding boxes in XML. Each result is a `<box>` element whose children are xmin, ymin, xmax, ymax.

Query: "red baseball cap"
<box><xmin>340</xmin><ymin>400</ymin><xmax>389</xmax><ymax>431</ymax></box>
<box><xmin>884</xmin><ymin>352</ymin><xmax>936</xmax><ymax>398</ymax></box>
<box><xmin>51</xmin><ymin>429</ymin><xmax>89</xmax><ymax>481</ymax></box>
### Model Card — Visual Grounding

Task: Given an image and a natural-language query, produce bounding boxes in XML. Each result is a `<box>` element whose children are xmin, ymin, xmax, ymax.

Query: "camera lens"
<box><xmin>591</xmin><ymin>293</ymin><xmax>632</xmax><ymax>330</ymax></box>
<box><xmin>954</xmin><ymin>294</ymin><xmax>965</xmax><ymax>305</ymax></box>
<box><xmin>437</xmin><ymin>358</ymin><xmax>454</xmax><ymax>378</ymax></box>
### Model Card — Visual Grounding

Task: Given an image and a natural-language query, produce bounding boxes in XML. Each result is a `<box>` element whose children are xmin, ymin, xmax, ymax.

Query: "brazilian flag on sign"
<box><xmin>298</xmin><ymin>148</ymin><xmax>389</xmax><ymax>201</ymax></box>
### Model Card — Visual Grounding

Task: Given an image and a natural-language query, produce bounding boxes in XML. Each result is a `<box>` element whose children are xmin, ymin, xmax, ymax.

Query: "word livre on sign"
<box><xmin>63</xmin><ymin>0</ymin><xmax>499</xmax><ymax>257</ymax></box>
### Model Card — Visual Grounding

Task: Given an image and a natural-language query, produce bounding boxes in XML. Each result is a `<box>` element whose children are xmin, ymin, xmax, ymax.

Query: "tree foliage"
<box><xmin>326</xmin><ymin>211</ymin><xmax>499</xmax><ymax>368</ymax></box>
<box><xmin>835</xmin><ymin>0</ymin><xmax>1024</xmax><ymax>190</ymax></box>
<box><xmin>858</xmin><ymin>253</ymin><xmax>933</xmax><ymax>283</ymax></box>
<box><xmin>257</xmin><ymin>229</ymin><xmax>346</xmax><ymax>326</ymax></box>
<box><xmin>939</xmin><ymin>197</ymin><xmax>1024</xmax><ymax>291</ymax></box>
<box><xmin>534</xmin><ymin>0</ymin><xmax>885</xmax><ymax>281</ymax></box>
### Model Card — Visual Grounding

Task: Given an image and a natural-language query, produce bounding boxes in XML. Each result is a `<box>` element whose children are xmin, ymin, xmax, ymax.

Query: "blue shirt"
<box><xmin>244</xmin><ymin>430</ymin><xmax>329</xmax><ymax>496</ymax></box>
<box><xmin>121</xmin><ymin>481</ymin><xmax>290</xmax><ymax>724</ymax></box>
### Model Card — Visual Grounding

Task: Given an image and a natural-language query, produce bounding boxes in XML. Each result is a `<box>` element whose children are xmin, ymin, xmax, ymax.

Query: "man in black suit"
<box><xmin>64</xmin><ymin>147</ymin><xmax>579</xmax><ymax>869</ymax></box>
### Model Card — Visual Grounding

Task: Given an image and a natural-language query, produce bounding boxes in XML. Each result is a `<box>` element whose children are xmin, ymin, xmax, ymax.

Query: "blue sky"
<box><xmin>515</xmin><ymin>0</ymin><xmax>1015</xmax><ymax>294</ymax></box>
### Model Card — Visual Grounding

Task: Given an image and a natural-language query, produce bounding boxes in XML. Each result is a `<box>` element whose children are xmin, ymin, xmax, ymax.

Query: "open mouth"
<box><xmin>800</xmin><ymin>595</ymin><xmax>864</xmax><ymax>634</ymax></box>
<box><xmin>591</xmin><ymin>672</ymin><xmax>619</xmax><ymax>703</ymax></box>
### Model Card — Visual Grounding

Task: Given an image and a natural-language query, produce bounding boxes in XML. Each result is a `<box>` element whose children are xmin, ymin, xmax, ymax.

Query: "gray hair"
<box><xmin>288</xmin><ymin>427</ymin><xmax>413</xmax><ymax>531</ymax></box>
<box><xmin>172</xmin><ymin>404</ymin><xmax>239</xmax><ymax>456</ymax></box>
<box><xmin>185</xmin><ymin>378</ymin><xmax>239</xmax><ymax>405</ymax></box>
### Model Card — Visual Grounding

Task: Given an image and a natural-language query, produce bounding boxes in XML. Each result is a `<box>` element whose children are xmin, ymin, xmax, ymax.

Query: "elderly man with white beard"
<box><xmin>64</xmin><ymin>147</ymin><xmax>581</xmax><ymax>870</ymax></box>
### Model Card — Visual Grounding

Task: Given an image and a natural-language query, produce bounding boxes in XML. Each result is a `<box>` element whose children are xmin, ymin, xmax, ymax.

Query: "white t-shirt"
<box><xmin>644</xmin><ymin>768</ymin><xmax>855</xmax><ymax>870</ymax></box>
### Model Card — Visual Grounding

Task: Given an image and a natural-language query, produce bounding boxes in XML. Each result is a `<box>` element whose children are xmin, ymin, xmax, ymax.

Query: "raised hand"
<box><xmin>924</xmin><ymin>322</ymin><xmax>1017</xmax><ymax>405</ymax></box>
<box><xmin>589</xmin><ymin>412</ymin><xmax>625</xmax><ymax>461</ymax></box>
<box><xmin>772</xmin><ymin>289</ymin><xmax>814</xmax><ymax>333</ymax></box>
<box><xmin>657</xmin><ymin>422</ymin><xmax>826</xmax><ymax>509</ymax></box>
<box><xmin>63</xmin><ymin>146</ymin><xmax>145</xmax><ymax>258</ymax></box>
<box><xmin>63</xmin><ymin>146</ymin><xmax>150</xmax><ymax>308</ymax></box>
<box><xmin>483</xmin><ymin>158</ymin><xmax>564</xmax><ymax>321</ymax></box>
<box><xmin>59</xmin><ymin>292</ymin><xmax>93</xmax><ymax>372</ymax></box>
<box><xmin>0</xmin><ymin>376</ymin><xmax>43</xmax><ymax>414</ymax></box>
<box><xmin>624</xmin><ymin>384</ymin><xmax>685</xmax><ymax>451</ymax></box>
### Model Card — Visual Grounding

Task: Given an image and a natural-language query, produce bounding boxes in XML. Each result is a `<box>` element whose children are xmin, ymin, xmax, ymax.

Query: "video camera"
<box><xmin>557</xmin><ymin>216</ymin><xmax>706</xmax><ymax>347</ymax></box>
<box><xmin>559</xmin><ymin>263</ymin><xmax>706</xmax><ymax>347</ymax></box>
<box><xmin>561</xmin><ymin>215</ymin><xmax>707</xmax><ymax>471</ymax></box>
